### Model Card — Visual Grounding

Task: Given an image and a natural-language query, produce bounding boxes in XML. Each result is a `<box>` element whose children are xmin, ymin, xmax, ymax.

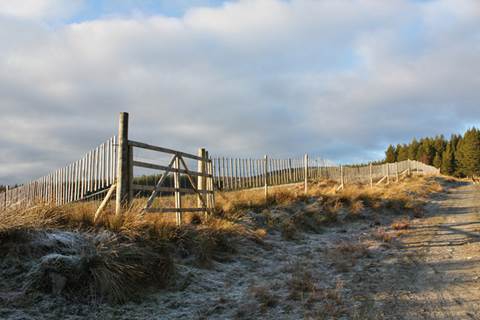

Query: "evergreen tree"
<box><xmin>397</xmin><ymin>144</ymin><xmax>409</xmax><ymax>161</ymax></box>
<box><xmin>433</xmin><ymin>135</ymin><xmax>446</xmax><ymax>156</ymax></box>
<box><xmin>408</xmin><ymin>139</ymin><xmax>420</xmax><ymax>160</ymax></box>
<box><xmin>450</xmin><ymin>134</ymin><xmax>461</xmax><ymax>152</ymax></box>
<box><xmin>382</xmin><ymin>128</ymin><xmax>480</xmax><ymax>178</ymax></box>
<box><xmin>418</xmin><ymin>138</ymin><xmax>435</xmax><ymax>165</ymax></box>
<box><xmin>457</xmin><ymin>128</ymin><xmax>480</xmax><ymax>177</ymax></box>
<box><xmin>441</xmin><ymin>143</ymin><xmax>455</xmax><ymax>175</ymax></box>
<box><xmin>385</xmin><ymin>145</ymin><xmax>397</xmax><ymax>163</ymax></box>
<box><xmin>433</xmin><ymin>152</ymin><xmax>442</xmax><ymax>168</ymax></box>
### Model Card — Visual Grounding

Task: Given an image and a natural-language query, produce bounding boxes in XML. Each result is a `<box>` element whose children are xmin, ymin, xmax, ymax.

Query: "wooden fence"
<box><xmin>210</xmin><ymin>156</ymin><xmax>440</xmax><ymax>194</ymax></box>
<box><xmin>0</xmin><ymin>137</ymin><xmax>117</xmax><ymax>210</ymax></box>
<box><xmin>0</xmin><ymin>112</ymin><xmax>440</xmax><ymax>219</ymax></box>
<box><xmin>0</xmin><ymin>113</ymin><xmax>215</xmax><ymax>226</ymax></box>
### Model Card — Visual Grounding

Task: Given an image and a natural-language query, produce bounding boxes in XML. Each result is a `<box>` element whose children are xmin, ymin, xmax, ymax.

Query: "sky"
<box><xmin>0</xmin><ymin>0</ymin><xmax>479</xmax><ymax>185</ymax></box>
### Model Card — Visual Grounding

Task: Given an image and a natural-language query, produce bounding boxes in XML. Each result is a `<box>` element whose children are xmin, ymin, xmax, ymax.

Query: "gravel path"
<box><xmin>355</xmin><ymin>181</ymin><xmax>480</xmax><ymax>319</ymax></box>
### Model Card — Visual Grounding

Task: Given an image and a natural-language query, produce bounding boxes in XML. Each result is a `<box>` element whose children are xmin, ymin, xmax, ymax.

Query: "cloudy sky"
<box><xmin>0</xmin><ymin>0</ymin><xmax>479</xmax><ymax>185</ymax></box>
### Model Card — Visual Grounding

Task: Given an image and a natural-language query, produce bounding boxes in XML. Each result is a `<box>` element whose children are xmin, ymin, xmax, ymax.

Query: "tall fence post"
<box><xmin>197</xmin><ymin>148</ymin><xmax>207</xmax><ymax>215</ymax></box>
<box><xmin>206</xmin><ymin>151</ymin><xmax>215</xmax><ymax>216</ymax></box>
<box><xmin>115</xmin><ymin>112</ymin><xmax>130</xmax><ymax>216</ymax></box>
<box><xmin>407</xmin><ymin>159</ymin><xmax>411</xmax><ymax>176</ymax></box>
<box><xmin>369</xmin><ymin>163</ymin><xmax>373</xmax><ymax>188</ymax></box>
<box><xmin>174</xmin><ymin>155</ymin><xmax>182</xmax><ymax>225</ymax></box>
<box><xmin>304</xmin><ymin>153</ymin><xmax>308</xmax><ymax>194</ymax></box>
<box><xmin>264</xmin><ymin>155</ymin><xmax>268</xmax><ymax>201</ymax></box>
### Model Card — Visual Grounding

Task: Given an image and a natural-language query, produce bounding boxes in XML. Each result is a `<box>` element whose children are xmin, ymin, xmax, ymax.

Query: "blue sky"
<box><xmin>0</xmin><ymin>0</ymin><xmax>479</xmax><ymax>184</ymax></box>
<box><xmin>70</xmin><ymin>0</ymin><xmax>227</xmax><ymax>21</ymax></box>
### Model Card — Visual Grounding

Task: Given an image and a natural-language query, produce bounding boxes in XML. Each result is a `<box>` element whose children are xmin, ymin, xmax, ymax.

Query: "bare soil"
<box><xmin>2</xmin><ymin>178</ymin><xmax>480</xmax><ymax>319</ymax></box>
<box><xmin>353</xmin><ymin>181</ymin><xmax>480</xmax><ymax>319</ymax></box>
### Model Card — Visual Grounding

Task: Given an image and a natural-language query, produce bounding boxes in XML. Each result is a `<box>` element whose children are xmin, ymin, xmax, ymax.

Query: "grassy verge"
<box><xmin>0</xmin><ymin>175</ymin><xmax>445</xmax><ymax>304</ymax></box>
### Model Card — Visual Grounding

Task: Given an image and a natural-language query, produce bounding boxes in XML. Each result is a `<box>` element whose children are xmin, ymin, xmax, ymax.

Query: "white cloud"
<box><xmin>0</xmin><ymin>0</ymin><xmax>480</xmax><ymax>184</ymax></box>
<box><xmin>0</xmin><ymin>0</ymin><xmax>83</xmax><ymax>20</ymax></box>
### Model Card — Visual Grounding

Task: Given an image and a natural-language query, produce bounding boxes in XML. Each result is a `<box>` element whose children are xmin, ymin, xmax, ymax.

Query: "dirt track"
<box><xmin>358</xmin><ymin>181</ymin><xmax>480</xmax><ymax>319</ymax></box>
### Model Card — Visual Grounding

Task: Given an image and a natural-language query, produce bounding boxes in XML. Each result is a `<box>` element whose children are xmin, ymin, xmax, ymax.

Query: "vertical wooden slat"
<box><xmin>55</xmin><ymin>170</ymin><xmax>59</xmax><ymax>205</ymax></box>
<box><xmin>71</xmin><ymin>162</ymin><xmax>76</xmax><ymax>202</ymax></box>
<box><xmin>264</xmin><ymin>155</ymin><xmax>268</xmax><ymax>200</ymax></box>
<box><xmin>248</xmin><ymin>158</ymin><xmax>253</xmax><ymax>188</ymax></box>
<box><xmin>223</xmin><ymin>157</ymin><xmax>227</xmax><ymax>190</ymax></box>
<box><xmin>93</xmin><ymin>147</ymin><xmax>98</xmax><ymax>192</ymax></box>
<box><xmin>233</xmin><ymin>158</ymin><xmax>238</xmax><ymax>190</ymax></box>
<box><xmin>174</xmin><ymin>155</ymin><xmax>182</xmax><ymax>225</ymax></box>
<box><xmin>241</xmin><ymin>158</ymin><xmax>246</xmax><ymax>189</ymax></box>
<box><xmin>98</xmin><ymin>143</ymin><xmax>103</xmax><ymax>189</ymax></box>
<box><xmin>68</xmin><ymin>164</ymin><xmax>73</xmax><ymax>202</ymax></box>
<box><xmin>229</xmin><ymin>158</ymin><xmax>233</xmax><ymax>191</ymax></box>
<box><xmin>82</xmin><ymin>155</ymin><xmax>87</xmax><ymax>199</ymax></box>
<box><xmin>304</xmin><ymin>154</ymin><xmax>308</xmax><ymax>194</ymax></box>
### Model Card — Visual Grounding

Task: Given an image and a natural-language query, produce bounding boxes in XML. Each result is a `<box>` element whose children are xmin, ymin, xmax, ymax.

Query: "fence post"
<box><xmin>197</xmin><ymin>148</ymin><xmax>207</xmax><ymax>214</ymax></box>
<box><xmin>369</xmin><ymin>163</ymin><xmax>373</xmax><ymax>188</ymax></box>
<box><xmin>115</xmin><ymin>112</ymin><xmax>130</xmax><ymax>216</ymax></box>
<box><xmin>174</xmin><ymin>155</ymin><xmax>182</xmax><ymax>225</ymax></box>
<box><xmin>264</xmin><ymin>155</ymin><xmax>268</xmax><ymax>201</ymax></box>
<box><xmin>407</xmin><ymin>159</ymin><xmax>411</xmax><ymax>176</ymax></box>
<box><xmin>395</xmin><ymin>162</ymin><xmax>399</xmax><ymax>182</ymax></box>
<box><xmin>304</xmin><ymin>153</ymin><xmax>308</xmax><ymax>194</ymax></box>
<box><xmin>206</xmin><ymin>151</ymin><xmax>215</xmax><ymax>216</ymax></box>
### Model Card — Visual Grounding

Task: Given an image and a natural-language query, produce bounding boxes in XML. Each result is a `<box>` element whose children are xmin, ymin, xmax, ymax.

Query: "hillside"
<box><xmin>2</xmin><ymin>175</ymin><xmax>471</xmax><ymax>319</ymax></box>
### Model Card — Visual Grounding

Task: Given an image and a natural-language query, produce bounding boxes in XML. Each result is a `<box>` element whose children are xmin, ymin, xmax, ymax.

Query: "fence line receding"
<box><xmin>1</xmin><ymin>112</ymin><xmax>440</xmax><ymax>224</ymax></box>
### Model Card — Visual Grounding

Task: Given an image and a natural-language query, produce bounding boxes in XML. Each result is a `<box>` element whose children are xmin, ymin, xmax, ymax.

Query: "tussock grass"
<box><xmin>22</xmin><ymin>230</ymin><xmax>174</xmax><ymax>304</ymax></box>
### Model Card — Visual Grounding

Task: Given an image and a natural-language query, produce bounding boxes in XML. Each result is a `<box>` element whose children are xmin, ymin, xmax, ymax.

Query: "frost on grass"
<box><xmin>1</xmin><ymin>229</ymin><xmax>173</xmax><ymax>304</ymax></box>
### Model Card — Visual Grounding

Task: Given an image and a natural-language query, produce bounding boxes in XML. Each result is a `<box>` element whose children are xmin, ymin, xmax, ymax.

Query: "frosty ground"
<box><xmin>2</xmin><ymin>177</ymin><xmax>477</xmax><ymax>319</ymax></box>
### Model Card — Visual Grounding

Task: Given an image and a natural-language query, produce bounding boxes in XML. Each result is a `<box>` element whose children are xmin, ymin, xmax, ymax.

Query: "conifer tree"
<box><xmin>385</xmin><ymin>145</ymin><xmax>397</xmax><ymax>163</ymax></box>
<box><xmin>433</xmin><ymin>152</ymin><xmax>442</xmax><ymax>168</ymax></box>
<box><xmin>441</xmin><ymin>143</ymin><xmax>455</xmax><ymax>175</ymax></box>
<box><xmin>397</xmin><ymin>144</ymin><xmax>409</xmax><ymax>161</ymax></box>
<box><xmin>457</xmin><ymin>128</ymin><xmax>480</xmax><ymax>177</ymax></box>
<box><xmin>408</xmin><ymin>139</ymin><xmax>419</xmax><ymax>160</ymax></box>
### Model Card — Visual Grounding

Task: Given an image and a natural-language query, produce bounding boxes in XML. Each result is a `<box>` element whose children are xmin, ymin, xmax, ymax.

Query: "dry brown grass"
<box><xmin>391</xmin><ymin>219</ymin><xmax>410</xmax><ymax>230</ymax></box>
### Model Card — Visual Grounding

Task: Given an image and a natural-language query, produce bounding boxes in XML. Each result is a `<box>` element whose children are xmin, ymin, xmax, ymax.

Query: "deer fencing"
<box><xmin>210</xmin><ymin>155</ymin><xmax>439</xmax><ymax>193</ymax></box>
<box><xmin>1</xmin><ymin>112</ymin><xmax>440</xmax><ymax>220</ymax></box>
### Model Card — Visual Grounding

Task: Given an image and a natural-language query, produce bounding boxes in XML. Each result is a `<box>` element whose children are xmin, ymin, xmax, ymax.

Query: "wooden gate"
<box><xmin>129</xmin><ymin>140</ymin><xmax>215</xmax><ymax>224</ymax></box>
<box><xmin>108</xmin><ymin>112</ymin><xmax>214</xmax><ymax>225</ymax></box>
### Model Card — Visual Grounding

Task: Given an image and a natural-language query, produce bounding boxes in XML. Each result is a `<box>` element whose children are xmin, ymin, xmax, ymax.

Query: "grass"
<box><xmin>0</xmin><ymin>175</ymin><xmax>444</xmax><ymax>303</ymax></box>
<box><xmin>391</xmin><ymin>218</ymin><xmax>410</xmax><ymax>230</ymax></box>
<box><xmin>327</xmin><ymin>241</ymin><xmax>370</xmax><ymax>272</ymax></box>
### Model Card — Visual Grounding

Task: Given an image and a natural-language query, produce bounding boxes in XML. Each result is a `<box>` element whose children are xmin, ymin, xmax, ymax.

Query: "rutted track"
<box><xmin>357</xmin><ymin>182</ymin><xmax>480</xmax><ymax>319</ymax></box>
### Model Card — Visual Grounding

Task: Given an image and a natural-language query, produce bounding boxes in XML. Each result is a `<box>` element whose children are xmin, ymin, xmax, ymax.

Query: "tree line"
<box><xmin>384</xmin><ymin>128</ymin><xmax>480</xmax><ymax>177</ymax></box>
